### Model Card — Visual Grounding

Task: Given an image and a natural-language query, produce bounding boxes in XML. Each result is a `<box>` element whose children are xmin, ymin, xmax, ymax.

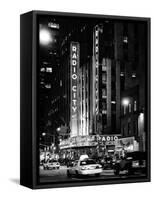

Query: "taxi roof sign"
<box><xmin>79</xmin><ymin>154</ymin><xmax>89</xmax><ymax>161</ymax></box>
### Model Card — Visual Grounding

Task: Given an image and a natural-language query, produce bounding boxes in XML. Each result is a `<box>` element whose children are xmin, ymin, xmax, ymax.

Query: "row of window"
<box><xmin>122</xmin><ymin>121</ymin><xmax>137</xmax><ymax>136</ymax></box>
<box><xmin>123</xmin><ymin>100</ymin><xmax>137</xmax><ymax>115</ymax></box>
<box><xmin>40</xmin><ymin>79</ymin><xmax>63</xmax><ymax>89</ymax></box>
<box><xmin>120</xmin><ymin>71</ymin><xmax>137</xmax><ymax>78</ymax></box>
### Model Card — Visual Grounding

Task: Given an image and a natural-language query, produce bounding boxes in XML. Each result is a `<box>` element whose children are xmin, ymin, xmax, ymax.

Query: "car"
<box><xmin>67</xmin><ymin>158</ymin><xmax>103</xmax><ymax>177</ymax></box>
<box><xmin>113</xmin><ymin>151</ymin><xmax>146</xmax><ymax>175</ymax></box>
<box><xmin>43</xmin><ymin>160</ymin><xmax>60</xmax><ymax>170</ymax></box>
<box><xmin>67</xmin><ymin>159</ymin><xmax>75</xmax><ymax>168</ymax></box>
<box><xmin>100</xmin><ymin>156</ymin><xmax>113</xmax><ymax>169</ymax></box>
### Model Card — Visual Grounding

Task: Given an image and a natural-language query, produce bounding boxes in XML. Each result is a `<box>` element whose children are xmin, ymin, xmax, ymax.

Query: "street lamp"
<box><xmin>39</xmin><ymin>28</ymin><xmax>52</xmax><ymax>46</ymax></box>
<box><xmin>122</xmin><ymin>98</ymin><xmax>129</xmax><ymax>106</ymax></box>
<box><xmin>41</xmin><ymin>132</ymin><xmax>54</xmax><ymax>148</ymax></box>
<box><xmin>42</xmin><ymin>132</ymin><xmax>46</xmax><ymax>136</ymax></box>
<box><xmin>122</xmin><ymin>98</ymin><xmax>129</xmax><ymax>114</ymax></box>
<box><xmin>56</xmin><ymin>127</ymin><xmax>61</xmax><ymax>132</ymax></box>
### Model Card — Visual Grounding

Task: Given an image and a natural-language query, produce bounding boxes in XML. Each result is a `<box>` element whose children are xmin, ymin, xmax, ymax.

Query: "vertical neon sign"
<box><xmin>92</xmin><ymin>26</ymin><xmax>99</xmax><ymax>133</ymax></box>
<box><xmin>70</xmin><ymin>42</ymin><xmax>80</xmax><ymax>137</ymax></box>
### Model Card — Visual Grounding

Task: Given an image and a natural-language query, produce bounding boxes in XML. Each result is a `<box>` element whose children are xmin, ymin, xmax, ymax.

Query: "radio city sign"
<box><xmin>70</xmin><ymin>42</ymin><xmax>80</xmax><ymax>136</ymax></box>
<box><xmin>71</xmin><ymin>42</ymin><xmax>79</xmax><ymax>116</ymax></box>
<box><xmin>99</xmin><ymin>135</ymin><xmax>119</xmax><ymax>142</ymax></box>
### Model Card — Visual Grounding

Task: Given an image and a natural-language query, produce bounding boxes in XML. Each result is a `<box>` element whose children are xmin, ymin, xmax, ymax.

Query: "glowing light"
<box><xmin>132</xmin><ymin>73</ymin><xmax>136</xmax><ymax>78</ymax></box>
<box><xmin>139</xmin><ymin>113</ymin><xmax>144</xmax><ymax>123</ymax></box>
<box><xmin>39</xmin><ymin>28</ymin><xmax>52</xmax><ymax>45</ymax></box>
<box><xmin>123</xmin><ymin>36</ymin><xmax>128</xmax><ymax>43</ymax></box>
<box><xmin>48</xmin><ymin>22</ymin><xmax>59</xmax><ymax>29</ymax></box>
<box><xmin>46</xmin><ymin>67</ymin><xmax>52</xmax><ymax>73</ymax></box>
<box><xmin>122</xmin><ymin>98</ymin><xmax>129</xmax><ymax>106</ymax></box>
<box><xmin>57</xmin><ymin>127</ymin><xmax>60</xmax><ymax>132</ymax></box>
<box><xmin>120</xmin><ymin>72</ymin><xmax>124</xmax><ymax>76</ymax></box>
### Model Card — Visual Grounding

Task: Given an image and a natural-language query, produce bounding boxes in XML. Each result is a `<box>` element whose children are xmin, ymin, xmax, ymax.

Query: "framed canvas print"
<box><xmin>20</xmin><ymin>10</ymin><xmax>151</xmax><ymax>189</ymax></box>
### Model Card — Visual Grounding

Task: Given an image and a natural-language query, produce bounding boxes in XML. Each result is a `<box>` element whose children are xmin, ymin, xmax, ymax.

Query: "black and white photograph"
<box><xmin>37</xmin><ymin>13</ymin><xmax>150</xmax><ymax>185</ymax></box>
<box><xmin>0</xmin><ymin>0</ymin><xmax>154</xmax><ymax>198</ymax></box>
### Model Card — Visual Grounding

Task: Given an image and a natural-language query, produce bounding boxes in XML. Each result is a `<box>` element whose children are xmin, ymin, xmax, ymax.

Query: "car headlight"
<box><xmin>81</xmin><ymin>167</ymin><xmax>86</xmax><ymax>170</ymax></box>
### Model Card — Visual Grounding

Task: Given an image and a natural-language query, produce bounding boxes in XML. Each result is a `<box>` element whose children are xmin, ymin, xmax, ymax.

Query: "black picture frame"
<box><xmin>20</xmin><ymin>10</ymin><xmax>151</xmax><ymax>189</ymax></box>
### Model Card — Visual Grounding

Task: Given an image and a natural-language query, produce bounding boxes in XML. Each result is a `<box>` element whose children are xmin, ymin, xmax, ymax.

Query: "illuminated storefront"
<box><xmin>114</xmin><ymin>136</ymin><xmax>139</xmax><ymax>157</ymax></box>
<box><xmin>59</xmin><ymin>135</ymin><xmax>120</xmax><ymax>159</ymax></box>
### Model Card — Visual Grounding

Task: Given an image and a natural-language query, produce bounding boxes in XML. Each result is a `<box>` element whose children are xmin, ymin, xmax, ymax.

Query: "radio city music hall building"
<box><xmin>38</xmin><ymin>16</ymin><xmax>146</xmax><ymax>159</ymax></box>
<box><xmin>59</xmin><ymin>23</ymin><xmax>123</xmax><ymax>159</ymax></box>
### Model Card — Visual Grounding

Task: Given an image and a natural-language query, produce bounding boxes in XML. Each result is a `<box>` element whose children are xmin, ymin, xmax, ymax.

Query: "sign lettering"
<box><xmin>70</xmin><ymin>42</ymin><xmax>80</xmax><ymax>137</ymax></box>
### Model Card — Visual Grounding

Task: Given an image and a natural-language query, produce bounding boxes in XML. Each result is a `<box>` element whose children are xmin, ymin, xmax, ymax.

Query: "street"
<box><xmin>39</xmin><ymin>166</ymin><xmax>146</xmax><ymax>183</ymax></box>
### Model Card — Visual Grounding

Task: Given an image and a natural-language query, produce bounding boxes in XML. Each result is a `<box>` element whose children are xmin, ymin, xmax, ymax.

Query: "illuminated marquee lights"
<box><xmin>70</xmin><ymin>42</ymin><xmax>80</xmax><ymax>137</ymax></box>
<box><xmin>59</xmin><ymin>135</ymin><xmax>120</xmax><ymax>149</ymax></box>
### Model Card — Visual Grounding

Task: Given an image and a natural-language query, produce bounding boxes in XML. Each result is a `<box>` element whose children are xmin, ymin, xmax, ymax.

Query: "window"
<box><xmin>102</xmin><ymin>58</ymin><xmax>107</xmax><ymax>71</ymax></box>
<box><xmin>123</xmin><ymin>24</ymin><xmax>128</xmax><ymax>45</ymax></box>
<box><xmin>60</xmin><ymin>80</ymin><xmax>62</xmax><ymax>87</ymax></box>
<box><xmin>102</xmin><ymin>58</ymin><xmax>107</xmax><ymax>66</ymax></box>
<box><xmin>102</xmin><ymin>73</ymin><xmax>107</xmax><ymax>84</ymax></box>
<box><xmin>45</xmin><ymin>84</ymin><xmax>51</xmax><ymax>89</ymax></box>
<box><xmin>123</xmin><ymin>126</ymin><xmax>125</xmax><ymax>136</ymax></box>
<box><xmin>111</xmin><ymin>114</ymin><xmax>116</xmax><ymax>131</ymax></box>
<box><xmin>123</xmin><ymin>36</ymin><xmax>128</xmax><ymax>43</ymax></box>
<box><xmin>129</xmin><ymin>103</ymin><xmax>131</xmax><ymax>113</ymax></box>
<box><xmin>132</xmin><ymin>72</ymin><xmax>136</xmax><ymax>78</ymax></box>
<box><xmin>102</xmin><ymin>110</ymin><xmax>107</xmax><ymax>114</ymax></box>
<box><xmin>123</xmin><ymin>106</ymin><xmax>126</xmax><ymax>115</ymax></box>
<box><xmin>46</xmin><ymin>67</ymin><xmax>52</xmax><ymax>73</ymax></box>
<box><xmin>111</xmin><ymin>101</ymin><xmax>116</xmax><ymax>113</ymax></box>
<box><xmin>123</xmin><ymin>49</ymin><xmax>128</xmax><ymax>60</ymax></box>
<box><xmin>102</xmin><ymin>65</ymin><xmax>107</xmax><ymax>71</ymax></box>
<box><xmin>120</xmin><ymin>72</ymin><xmax>125</xmax><ymax>77</ymax></box>
<box><xmin>123</xmin><ymin>35</ymin><xmax>128</xmax><ymax>60</ymax></box>
<box><xmin>102</xmin><ymin>88</ymin><xmax>107</xmax><ymax>98</ymax></box>
<box><xmin>128</xmin><ymin>122</ymin><xmax>131</xmax><ymax>135</ymax></box>
<box><xmin>80</xmin><ymin>159</ymin><xmax>96</xmax><ymax>165</ymax></box>
<box><xmin>40</xmin><ymin>67</ymin><xmax>45</xmax><ymax>72</ymax></box>
<box><xmin>102</xmin><ymin>102</ymin><xmax>107</xmax><ymax>110</ymax></box>
<box><xmin>134</xmin><ymin>101</ymin><xmax>137</xmax><ymax>111</ymax></box>
<box><xmin>112</xmin><ymin>81</ymin><xmax>116</xmax><ymax>90</ymax></box>
<box><xmin>102</xmin><ymin>114</ymin><xmax>107</xmax><ymax>125</ymax></box>
<box><xmin>133</xmin><ymin>121</ymin><xmax>136</xmax><ymax>135</ymax></box>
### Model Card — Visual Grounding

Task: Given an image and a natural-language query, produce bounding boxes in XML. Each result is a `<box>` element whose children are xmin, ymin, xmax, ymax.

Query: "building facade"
<box><xmin>38</xmin><ymin>17</ymin><xmax>147</xmax><ymax>159</ymax></box>
<box><xmin>115</xmin><ymin>22</ymin><xmax>147</xmax><ymax>152</ymax></box>
<box><xmin>59</xmin><ymin>21</ymin><xmax>122</xmax><ymax>159</ymax></box>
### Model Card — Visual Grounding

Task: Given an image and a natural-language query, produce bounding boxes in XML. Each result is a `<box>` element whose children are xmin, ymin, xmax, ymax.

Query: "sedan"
<box><xmin>67</xmin><ymin>159</ymin><xmax>103</xmax><ymax>177</ymax></box>
<box><xmin>113</xmin><ymin>151</ymin><xmax>146</xmax><ymax>175</ymax></box>
<box><xmin>43</xmin><ymin>160</ymin><xmax>60</xmax><ymax>170</ymax></box>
